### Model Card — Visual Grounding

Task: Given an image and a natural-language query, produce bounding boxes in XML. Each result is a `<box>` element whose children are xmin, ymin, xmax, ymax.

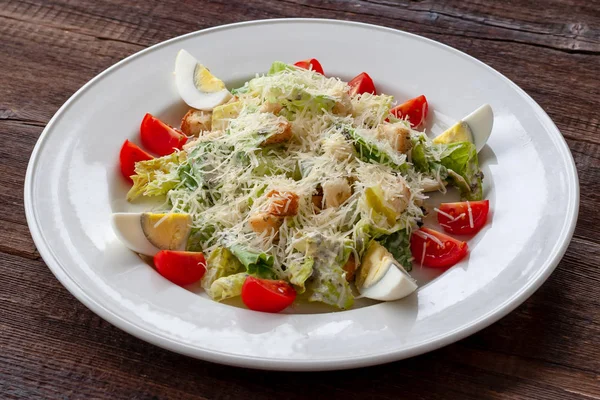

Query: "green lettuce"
<box><xmin>202</xmin><ymin>247</ymin><xmax>245</xmax><ymax>291</ymax></box>
<box><xmin>440</xmin><ymin>142</ymin><xmax>483</xmax><ymax>201</ymax></box>
<box><xmin>268</xmin><ymin>61</ymin><xmax>293</xmax><ymax>75</ymax></box>
<box><xmin>307</xmin><ymin>263</ymin><xmax>354</xmax><ymax>310</ymax></box>
<box><xmin>292</xmin><ymin>234</ymin><xmax>355</xmax><ymax>309</ymax></box>
<box><xmin>353</xmin><ymin>216</ymin><xmax>404</xmax><ymax>259</ymax></box>
<box><xmin>412</xmin><ymin>138</ymin><xmax>483</xmax><ymax>201</ymax></box>
<box><xmin>378</xmin><ymin>229</ymin><xmax>412</xmax><ymax>272</ymax></box>
<box><xmin>345</xmin><ymin>127</ymin><xmax>407</xmax><ymax>172</ymax></box>
<box><xmin>127</xmin><ymin>152</ymin><xmax>183</xmax><ymax>201</ymax></box>
<box><xmin>268</xmin><ymin>86</ymin><xmax>336</xmax><ymax>114</ymax></box>
<box><xmin>247</xmin><ymin>64</ymin><xmax>337</xmax><ymax>114</ymax></box>
<box><xmin>229</xmin><ymin>245</ymin><xmax>276</xmax><ymax>279</ymax></box>
<box><xmin>288</xmin><ymin>257</ymin><xmax>314</xmax><ymax>293</ymax></box>
<box><xmin>209</xmin><ymin>272</ymin><xmax>248</xmax><ymax>301</ymax></box>
<box><xmin>364</xmin><ymin>185</ymin><xmax>399</xmax><ymax>228</ymax></box>
<box><xmin>186</xmin><ymin>225</ymin><xmax>216</xmax><ymax>252</ymax></box>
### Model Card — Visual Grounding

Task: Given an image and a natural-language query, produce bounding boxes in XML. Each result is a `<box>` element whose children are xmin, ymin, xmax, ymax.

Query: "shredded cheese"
<box><xmin>434</xmin><ymin>207</ymin><xmax>454</xmax><ymax>220</ymax></box>
<box><xmin>415</xmin><ymin>230</ymin><xmax>445</xmax><ymax>248</ymax></box>
<box><xmin>135</xmin><ymin>63</ymin><xmax>454</xmax><ymax>306</ymax></box>
<box><xmin>466</xmin><ymin>200</ymin><xmax>474</xmax><ymax>229</ymax></box>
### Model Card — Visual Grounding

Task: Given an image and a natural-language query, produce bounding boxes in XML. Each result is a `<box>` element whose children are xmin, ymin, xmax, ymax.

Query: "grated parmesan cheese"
<box><xmin>136</xmin><ymin>63</ymin><xmax>451</xmax><ymax>308</ymax></box>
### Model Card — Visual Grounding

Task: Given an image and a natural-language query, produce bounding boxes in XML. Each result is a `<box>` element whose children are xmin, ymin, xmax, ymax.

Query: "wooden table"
<box><xmin>2</xmin><ymin>1</ymin><xmax>599</xmax><ymax>398</ymax></box>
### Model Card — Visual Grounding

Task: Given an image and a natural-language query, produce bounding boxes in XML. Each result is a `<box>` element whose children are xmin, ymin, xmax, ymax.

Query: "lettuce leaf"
<box><xmin>353</xmin><ymin>216</ymin><xmax>404</xmax><ymax>259</ymax></box>
<box><xmin>268</xmin><ymin>61</ymin><xmax>293</xmax><ymax>75</ymax></box>
<box><xmin>364</xmin><ymin>185</ymin><xmax>399</xmax><ymax>228</ymax></box>
<box><xmin>229</xmin><ymin>245</ymin><xmax>276</xmax><ymax>279</ymax></box>
<box><xmin>185</xmin><ymin>225</ymin><xmax>216</xmax><ymax>252</ymax></box>
<box><xmin>248</xmin><ymin>65</ymin><xmax>337</xmax><ymax>114</ymax></box>
<box><xmin>127</xmin><ymin>152</ymin><xmax>183</xmax><ymax>201</ymax></box>
<box><xmin>306</xmin><ymin>262</ymin><xmax>354</xmax><ymax>310</ymax></box>
<box><xmin>412</xmin><ymin>138</ymin><xmax>483</xmax><ymax>201</ymax></box>
<box><xmin>378</xmin><ymin>229</ymin><xmax>412</xmax><ymax>272</ymax></box>
<box><xmin>288</xmin><ymin>257</ymin><xmax>314</xmax><ymax>293</ymax></box>
<box><xmin>345</xmin><ymin>127</ymin><xmax>408</xmax><ymax>172</ymax></box>
<box><xmin>268</xmin><ymin>86</ymin><xmax>336</xmax><ymax>114</ymax></box>
<box><xmin>202</xmin><ymin>247</ymin><xmax>245</xmax><ymax>291</ymax></box>
<box><xmin>209</xmin><ymin>272</ymin><xmax>248</xmax><ymax>301</ymax></box>
<box><xmin>439</xmin><ymin>142</ymin><xmax>483</xmax><ymax>201</ymax></box>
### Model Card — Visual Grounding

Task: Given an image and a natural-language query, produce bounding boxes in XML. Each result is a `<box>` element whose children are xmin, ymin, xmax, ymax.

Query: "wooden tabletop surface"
<box><xmin>1</xmin><ymin>0</ymin><xmax>599</xmax><ymax>398</ymax></box>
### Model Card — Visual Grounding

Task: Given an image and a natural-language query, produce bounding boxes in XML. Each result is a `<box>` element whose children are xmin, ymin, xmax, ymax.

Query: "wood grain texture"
<box><xmin>1</xmin><ymin>0</ymin><xmax>599</xmax><ymax>398</ymax></box>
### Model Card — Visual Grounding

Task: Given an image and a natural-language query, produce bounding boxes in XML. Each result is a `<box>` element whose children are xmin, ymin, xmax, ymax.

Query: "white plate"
<box><xmin>25</xmin><ymin>19</ymin><xmax>579</xmax><ymax>371</ymax></box>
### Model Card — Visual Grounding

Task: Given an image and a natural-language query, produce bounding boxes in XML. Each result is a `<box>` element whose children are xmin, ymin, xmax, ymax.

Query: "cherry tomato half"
<box><xmin>390</xmin><ymin>95</ymin><xmax>428</xmax><ymax>127</ymax></box>
<box><xmin>437</xmin><ymin>200</ymin><xmax>490</xmax><ymax>235</ymax></box>
<box><xmin>140</xmin><ymin>113</ymin><xmax>187</xmax><ymax>156</ymax></box>
<box><xmin>154</xmin><ymin>250</ymin><xmax>206</xmax><ymax>286</ymax></box>
<box><xmin>241</xmin><ymin>276</ymin><xmax>297</xmax><ymax>313</ymax></box>
<box><xmin>119</xmin><ymin>139</ymin><xmax>153</xmax><ymax>182</ymax></box>
<box><xmin>410</xmin><ymin>227</ymin><xmax>468</xmax><ymax>269</ymax></box>
<box><xmin>348</xmin><ymin>72</ymin><xmax>376</xmax><ymax>96</ymax></box>
<box><xmin>294</xmin><ymin>58</ymin><xmax>324</xmax><ymax>75</ymax></box>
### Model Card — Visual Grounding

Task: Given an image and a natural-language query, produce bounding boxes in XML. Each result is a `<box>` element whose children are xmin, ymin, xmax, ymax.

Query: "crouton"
<box><xmin>180</xmin><ymin>109</ymin><xmax>212</xmax><ymax>136</ymax></box>
<box><xmin>323</xmin><ymin>178</ymin><xmax>352</xmax><ymax>208</ymax></box>
<box><xmin>266</xmin><ymin>190</ymin><xmax>299</xmax><ymax>216</ymax></box>
<box><xmin>262</xmin><ymin>120</ymin><xmax>292</xmax><ymax>145</ymax></box>
<box><xmin>248</xmin><ymin>213</ymin><xmax>283</xmax><ymax>236</ymax></box>
<box><xmin>377</xmin><ymin>123</ymin><xmax>412</xmax><ymax>154</ymax></box>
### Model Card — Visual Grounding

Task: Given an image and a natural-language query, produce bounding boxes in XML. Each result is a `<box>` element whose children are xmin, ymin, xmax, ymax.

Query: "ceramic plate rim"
<box><xmin>24</xmin><ymin>18</ymin><xmax>579</xmax><ymax>371</ymax></box>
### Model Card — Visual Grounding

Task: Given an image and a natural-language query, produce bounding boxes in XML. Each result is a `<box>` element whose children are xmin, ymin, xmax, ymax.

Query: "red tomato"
<box><xmin>437</xmin><ymin>200</ymin><xmax>490</xmax><ymax>235</ymax></box>
<box><xmin>390</xmin><ymin>95</ymin><xmax>428</xmax><ymax>127</ymax></box>
<box><xmin>348</xmin><ymin>72</ymin><xmax>376</xmax><ymax>96</ymax></box>
<box><xmin>241</xmin><ymin>276</ymin><xmax>297</xmax><ymax>313</ymax></box>
<box><xmin>410</xmin><ymin>227</ymin><xmax>468</xmax><ymax>269</ymax></box>
<box><xmin>154</xmin><ymin>251</ymin><xmax>206</xmax><ymax>286</ymax></box>
<box><xmin>119</xmin><ymin>140</ymin><xmax>153</xmax><ymax>182</ymax></box>
<box><xmin>294</xmin><ymin>58</ymin><xmax>324</xmax><ymax>74</ymax></box>
<box><xmin>140</xmin><ymin>113</ymin><xmax>187</xmax><ymax>156</ymax></box>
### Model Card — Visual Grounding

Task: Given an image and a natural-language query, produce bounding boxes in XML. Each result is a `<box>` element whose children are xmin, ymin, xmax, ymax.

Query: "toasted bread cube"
<box><xmin>262</xmin><ymin>120</ymin><xmax>292</xmax><ymax>145</ymax></box>
<box><xmin>248</xmin><ymin>213</ymin><xmax>283</xmax><ymax>236</ymax></box>
<box><xmin>266</xmin><ymin>190</ymin><xmax>299</xmax><ymax>216</ymax></box>
<box><xmin>332</xmin><ymin>93</ymin><xmax>352</xmax><ymax>116</ymax></box>
<box><xmin>388</xmin><ymin>177</ymin><xmax>411</xmax><ymax>214</ymax></box>
<box><xmin>377</xmin><ymin>123</ymin><xmax>412</xmax><ymax>154</ymax></box>
<box><xmin>181</xmin><ymin>109</ymin><xmax>212</xmax><ymax>136</ymax></box>
<box><xmin>260</xmin><ymin>102</ymin><xmax>283</xmax><ymax>115</ymax></box>
<box><xmin>311</xmin><ymin>195</ymin><xmax>324</xmax><ymax>212</ymax></box>
<box><xmin>343</xmin><ymin>254</ymin><xmax>356</xmax><ymax>282</ymax></box>
<box><xmin>323</xmin><ymin>178</ymin><xmax>352</xmax><ymax>208</ymax></box>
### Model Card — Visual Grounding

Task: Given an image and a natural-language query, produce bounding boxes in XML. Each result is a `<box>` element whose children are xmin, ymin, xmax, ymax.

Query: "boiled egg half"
<box><xmin>174</xmin><ymin>49</ymin><xmax>232</xmax><ymax>111</ymax></box>
<box><xmin>433</xmin><ymin>104</ymin><xmax>493</xmax><ymax>153</ymax></box>
<box><xmin>355</xmin><ymin>242</ymin><xmax>418</xmax><ymax>301</ymax></box>
<box><xmin>111</xmin><ymin>212</ymin><xmax>192</xmax><ymax>256</ymax></box>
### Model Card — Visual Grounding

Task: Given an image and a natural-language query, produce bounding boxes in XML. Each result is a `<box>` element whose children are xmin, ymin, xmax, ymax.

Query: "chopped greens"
<box><xmin>125</xmin><ymin>60</ymin><xmax>487</xmax><ymax>309</ymax></box>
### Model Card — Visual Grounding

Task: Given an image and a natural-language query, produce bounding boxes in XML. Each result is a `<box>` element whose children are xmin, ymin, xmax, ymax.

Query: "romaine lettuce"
<box><xmin>268</xmin><ymin>61</ymin><xmax>293</xmax><ymax>75</ymax></box>
<box><xmin>307</xmin><ymin>263</ymin><xmax>354</xmax><ymax>310</ymax></box>
<box><xmin>364</xmin><ymin>185</ymin><xmax>399</xmax><ymax>228</ymax></box>
<box><xmin>186</xmin><ymin>225</ymin><xmax>216</xmax><ymax>252</ymax></box>
<box><xmin>439</xmin><ymin>142</ymin><xmax>483</xmax><ymax>201</ymax></box>
<box><xmin>127</xmin><ymin>152</ymin><xmax>184</xmax><ymax>201</ymax></box>
<box><xmin>378</xmin><ymin>229</ymin><xmax>412</xmax><ymax>272</ymax></box>
<box><xmin>229</xmin><ymin>245</ymin><xmax>276</xmax><ymax>279</ymax></box>
<box><xmin>202</xmin><ymin>247</ymin><xmax>245</xmax><ymax>291</ymax></box>
<box><xmin>345</xmin><ymin>127</ymin><xmax>408</xmax><ymax>172</ymax></box>
<box><xmin>288</xmin><ymin>256</ymin><xmax>314</xmax><ymax>293</ymax></box>
<box><xmin>412</xmin><ymin>138</ymin><xmax>483</xmax><ymax>201</ymax></box>
<box><xmin>209</xmin><ymin>272</ymin><xmax>248</xmax><ymax>301</ymax></box>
